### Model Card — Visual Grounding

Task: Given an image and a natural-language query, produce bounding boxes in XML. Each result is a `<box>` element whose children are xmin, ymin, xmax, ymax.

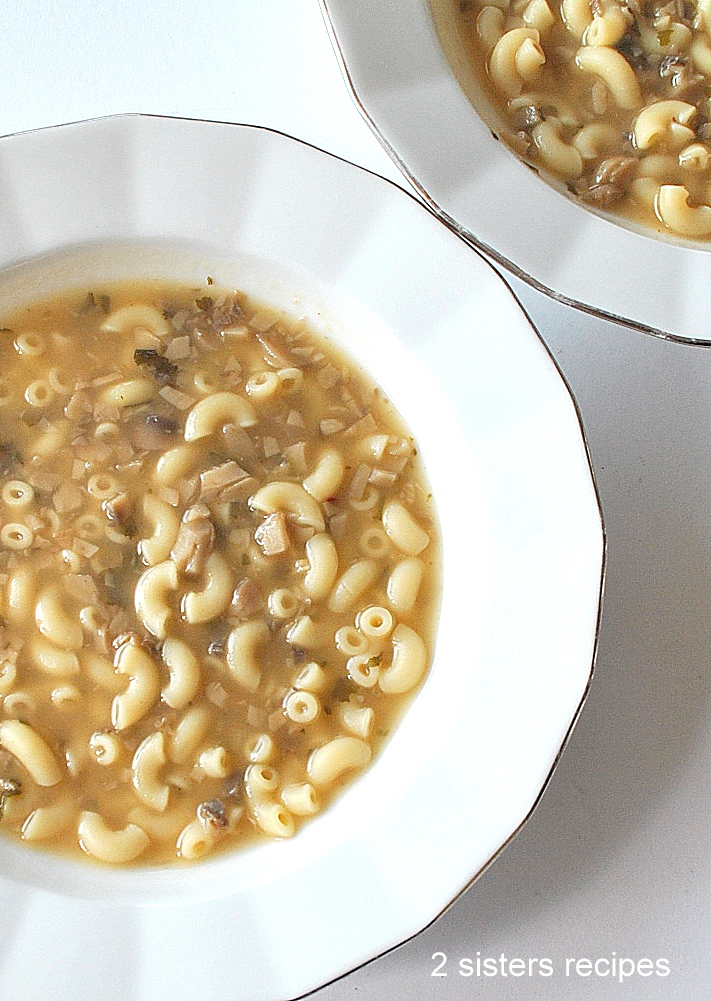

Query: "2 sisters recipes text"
<box><xmin>0</xmin><ymin>281</ymin><xmax>440</xmax><ymax>866</ymax></box>
<box><xmin>436</xmin><ymin>0</ymin><xmax>711</xmax><ymax>238</ymax></box>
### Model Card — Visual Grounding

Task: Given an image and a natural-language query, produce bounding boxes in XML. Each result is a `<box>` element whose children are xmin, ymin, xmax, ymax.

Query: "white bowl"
<box><xmin>0</xmin><ymin>115</ymin><xmax>603</xmax><ymax>1001</ymax></box>
<box><xmin>321</xmin><ymin>0</ymin><xmax>711</xmax><ymax>343</ymax></box>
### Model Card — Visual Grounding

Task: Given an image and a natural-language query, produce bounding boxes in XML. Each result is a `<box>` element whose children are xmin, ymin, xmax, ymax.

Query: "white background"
<box><xmin>0</xmin><ymin>1</ymin><xmax>709</xmax><ymax>998</ymax></box>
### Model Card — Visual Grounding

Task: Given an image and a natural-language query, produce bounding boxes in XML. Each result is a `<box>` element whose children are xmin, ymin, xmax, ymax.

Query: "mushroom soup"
<box><xmin>431</xmin><ymin>0</ymin><xmax>711</xmax><ymax>239</ymax></box>
<box><xmin>0</xmin><ymin>281</ymin><xmax>440</xmax><ymax>866</ymax></box>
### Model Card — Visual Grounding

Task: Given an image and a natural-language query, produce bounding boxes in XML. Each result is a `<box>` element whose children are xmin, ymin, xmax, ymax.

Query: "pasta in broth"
<box><xmin>431</xmin><ymin>0</ymin><xmax>711</xmax><ymax>239</ymax></box>
<box><xmin>0</xmin><ymin>281</ymin><xmax>440</xmax><ymax>866</ymax></box>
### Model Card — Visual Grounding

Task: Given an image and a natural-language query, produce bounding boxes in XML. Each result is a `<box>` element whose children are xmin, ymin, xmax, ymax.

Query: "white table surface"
<box><xmin>0</xmin><ymin>2</ymin><xmax>708</xmax><ymax>999</ymax></box>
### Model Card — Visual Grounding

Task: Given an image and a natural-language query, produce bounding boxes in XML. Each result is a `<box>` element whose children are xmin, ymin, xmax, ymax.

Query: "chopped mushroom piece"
<box><xmin>164</xmin><ymin>335</ymin><xmax>191</xmax><ymax>361</ymax></box>
<box><xmin>344</xmin><ymin>413</ymin><xmax>378</xmax><ymax>438</ymax></box>
<box><xmin>53</xmin><ymin>481</ymin><xmax>84</xmax><ymax>514</ymax></box>
<box><xmin>230</xmin><ymin>578</ymin><xmax>263</xmax><ymax>618</ymax></box>
<box><xmin>369</xmin><ymin>468</ymin><xmax>398</xmax><ymax>488</ymax></box>
<box><xmin>0</xmin><ymin>777</ymin><xmax>22</xmax><ymax>819</ymax></box>
<box><xmin>348</xmin><ymin>463</ymin><xmax>372</xmax><ymax>503</ymax></box>
<box><xmin>63</xmin><ymin>574</ymin><xmax>101</xmax><ymax>606</ymax></box>
<box><xmin>197</xmin><ymin>798</ymin><xmax>228</xmax><ymax>829</ymax></box>
<box><xmin>170</xmin><ymin>506</ymin><xmax>215</xmax><ymax>578</ymax></box>
<box><xmin>0</xmin><ymin>443</ymin><xmax>21</xmax><ymax>476</ymax></box>
<box><xmin>284</xmin><ymin>441</ymin><xmax>307</xmax><ymax>474</ymax></box>
<box><xmin>253</xmin><ymin>332</ymin><xmax>294</xmax><ymax>368</ymax></box>
<box><xmin>133</xmin><ymin>348</ymin><xmax>178</xmax><ymax>385</ymax></box>
<box><xmin>130</xmin><ymin>413</ymin><xmax>180</xmax><ymax>451</ymax></box>
<box><xmin>254</xmin><ymin>511</ymin><xmax>290</xmax><ymax>556</ymax></box>
<box><xmin>64</xmin><ymin>389</ymin><xmax>93</xmax><ymax>425</ymax></box>
<box><xmin>102</xmin><ymin>491</ymin><xmax>135</xmax><ymax>534</ymax></box>
<box><xmin>199</xmin><ymin>460</ymin><xmax>254</xmax><ymax>503</ymax></box>
<box><xmin>222</xmin><ymin>423</ymin><xmax>259</xmax><ymax>464</ymax></box>
<box><xmin>578</xmin><ymin>156</ymin><xmax>639</xmax><ymax>208</ymax></box>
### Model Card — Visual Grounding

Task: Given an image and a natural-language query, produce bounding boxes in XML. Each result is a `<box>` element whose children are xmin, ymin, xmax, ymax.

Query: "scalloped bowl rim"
<box><xmin>320</xmin><ymin>0</ymin><xmax>711</xmax><ymax>344</ymax></box>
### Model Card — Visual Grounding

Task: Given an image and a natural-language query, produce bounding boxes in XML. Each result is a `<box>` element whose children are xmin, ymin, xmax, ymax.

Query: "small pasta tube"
<box><xmin>139</xmin><ymin>494</ymin><xmax>180</xmax><ymax>566</ymax></box>
<box><xmin>655</xmin><ymin>184</ymin><xmax>711</xmax><ymax>236</ymax></box>
<box><xmin>0</xmin><ymin>523</ymin><xmax>34</xmax><ymax>550</ymax></box>
<box><xmin>356</xmin><ymin>605</ymin><xmax>393</xmax><ymax>639</ymax></box>
<box><xmin>28</xmin><ymin>636</ymin><xmax>80</xmax><ymax>676</ymax></box>
<box><xmin>574</xmin><ymin>46</ymin><xmax>642</xmax><ymax>110</ymax></box>
<box><xmin>2</xmin><ymin>479</ymin><xmax>34</xmax><ymax>509</ymax></box>
<box><xmin>245</xmin><ymin>732</ymin><xmax>275</xmax><ymax>763</ymax></box>
<box><xmin>89</xmin><ymin>731</ymin><xmax>124</xmax><ymax>766</ymax></box>
<box><xmin>338</xmin><ymin>703</ymin><xmax>374</xmax><ymax>740</ymax></box>
<box><xmin>244</xmin><ymin>762</ymin><xmax>280</xmax><ymax>798</ymax></box>
<box><xmin>177</xmin><ymin>817</ymin><xmax>220</xmax><ymax>860</ymax></box>
<box><xmin>24</xmin><ymin>378</ymin><xmax>55</xmax><ymax>408</ymax></box>
<box><xmin>283</xmin><ymin>688</ymin><xmax>321</xmax><ymax>723</ymax></box>
<box><xmin>168</xmin><ymin>703</ymin><xmax>211</xmax><ymax>764</ymax></box>
<box><xmin>583</xmin><ymin>5</ymin><xmax>631</xmax><ymax>46</ymax></box>
<box><xmin>250</xmin><ymin>799</ymin><xmax>295</xmax><ymax>838</ymax></box>
<box><xmin>198</xmin><ymin>745</ymin><xmax>231</xmax><ymax>778</ymax></box>
<box><xmin>489</xmin><ymin>27</ymin><xmax>546</xmax><ymax>98</ymax></box>
<box><xmin>285</xmin><ymin>614</ymin><xmax>322</xmax><ymax>648</ymax></box>
<box><xmin>633</xmin><ymin>100</ymin><xmax>696</xmax><ymax>151</ymax></box>
<box><xmin>280</xmin><ymin>782</ymin><xmax>319</xmax><ymax>817</ymax></box>
<box><xmin>0</xmin><ymin>659</ymin><xmax>17</xmax><ymax>696</ymax></box>
<box><xmin>5</xmin><ymin>566</ymin><xmax>36</xmax><ymax>624</ymax></box>
<box><xmin>98</xmin><ymin>378</ymin><xmax>154</xmax><ymax>409</ymax></box>
<box><xmin>335</xmin><ymin>625</ymin><xmax>371</xmax><ymax>656</ymax></box>
<box><xmin>292</xmin><ymin>660</ymin><xmax>329</xmax><ymax>694</ymax></box>
<box><xmin>346</xmin><ymin>654</ymin><xmax>381</xmax><ymax>688</ymax></box>
<box><xmin>532</xmin><ymin>119</ymin><xmax>584</xmax><ymax>180</ymax></box>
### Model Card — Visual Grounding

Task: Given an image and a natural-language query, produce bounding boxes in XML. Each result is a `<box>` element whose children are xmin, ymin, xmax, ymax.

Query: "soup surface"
<box><xmin>431</xmin><ymin>0</ymin><xmax>711</xmax><ymax>239</ymax></box>
<box><xmin>0</xmin><ymin>280</ymin><xmax>440</xmax><ymax>866</ymax></box>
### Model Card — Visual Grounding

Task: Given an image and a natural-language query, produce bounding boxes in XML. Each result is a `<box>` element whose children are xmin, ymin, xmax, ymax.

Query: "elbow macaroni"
<box><xmin>0</xmin><ymin>280</ymin><xmax>439</xmax><ymax>865</ymax></box>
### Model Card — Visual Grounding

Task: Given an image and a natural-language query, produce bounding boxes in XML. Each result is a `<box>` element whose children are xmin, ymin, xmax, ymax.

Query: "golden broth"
<box><xmin>0</xmin><ymin>280</ymin><xmax>440</xmax><ymax>866</ymax></box>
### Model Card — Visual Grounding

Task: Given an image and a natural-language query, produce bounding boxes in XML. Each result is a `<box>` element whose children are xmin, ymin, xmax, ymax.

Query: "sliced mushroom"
<box><xmin>170</xmin><ymin>506</ymin><xmax>215</xmax><ymax>578</ymax></box>
<box><xmin>230</xmin><ymin>578</ymin><xmax>263</xmax><ymax>619</ymax></box>
<box><xmin>199</xmin><ymin>460</ymin><xmax>254</xmax><ymax>503</ymax></box>
<box><xmin>254</xmin><ymin>511</ymin><xmax>290</xmax><ymax>556</ymax></box>
<box><xmin>129</xmin><ymin>412</ymin><xmax>180</xmax><ymax>452</ymax></box>
<box><xmin>133</xmin><ymin>348</ymin><xmax>178</xmax><ymax>385</ymax></box>
<box><xmin>102</xmin><ymin>491</ymin><xmax>135</xmax><ymax>535</ymax></box>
